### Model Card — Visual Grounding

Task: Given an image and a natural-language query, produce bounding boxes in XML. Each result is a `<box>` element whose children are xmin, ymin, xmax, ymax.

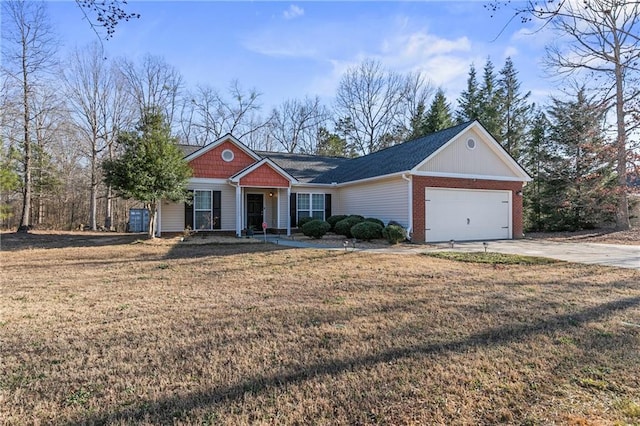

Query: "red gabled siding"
<box><xmin>189</xmin><ymin>140</ymin><xmax>256</xmax><ymax>179</ymax></box>
<box><xmin>240</xmin><ymin>164</ymin><xmax>290</xmax><ymax>188</ymax></box>
<box><xmin>412</xmin><ymin>176</ymin><xmax>524</xmax><ymax>242</ymax></box>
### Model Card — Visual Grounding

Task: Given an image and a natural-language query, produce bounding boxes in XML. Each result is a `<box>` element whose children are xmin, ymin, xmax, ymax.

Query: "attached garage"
<box><xmin>425</xmin><ymin>187</ymin><xmax>512</xmax><ymax>242</ymax></box>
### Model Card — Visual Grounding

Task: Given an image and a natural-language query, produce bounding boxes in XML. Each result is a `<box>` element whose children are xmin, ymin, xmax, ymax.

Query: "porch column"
<box><xmin>286</xmin><ymin>186</ymin><xmax>291</xmax><ymax>236</ymax></box>
<box><xmin>276</xmin><ymin>188</ymin><xmax>281</xmax><ymax>229</ymax></box>
<box><xmin>235</xmin><ymin>184</ymin><xmax>242</xmax><ymax>237</ymax></box>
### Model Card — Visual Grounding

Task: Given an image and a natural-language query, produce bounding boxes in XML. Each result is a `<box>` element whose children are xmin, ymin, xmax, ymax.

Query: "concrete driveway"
<box><xmin>431</xmin><ymin>239</ymin><xmax>639</xmax><ymax>270</ymax></box>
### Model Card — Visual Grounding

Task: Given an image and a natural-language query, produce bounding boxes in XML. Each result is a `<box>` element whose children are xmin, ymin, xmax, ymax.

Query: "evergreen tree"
<box><xmin>315</xmin><ymin>127</ymin><xmax>350</xmax><ymax>157</ymax></box>
<box><xmin>542</xmin><ymin>88</ymin><xmax>616</xmax><ymax>230</ymax></box>
<box><xmin>408</xmin><ymin>101</ymin><xmax>428</xmax><ymax>140</ymax></box>
<box><xmin>477</xmin><ymin>57</ymin><xmax>502</xmax><ymax>138</ymax></box>
<box><xmin>456</xmin><ymin>64</ymin><xmax>481</xmax><ymax>123</ymax></box>
<box><xmin>103</xmin><ymin>110</ymin><xmax>192</xmax><ymax>238</ymax></box>
<box><xmin>497</xmin><ymin>57</ymin><xmax>532</xmax><ymax>161</ymax></box>
<box><xmin>424</xmin><ymin>88</ymin><xmax>453</xmax><ymax>133</ymax></box>
<box><xmin>522</xmin><ymin>109</ymin><xmax>552</xmax><ymax>231</ymax></box>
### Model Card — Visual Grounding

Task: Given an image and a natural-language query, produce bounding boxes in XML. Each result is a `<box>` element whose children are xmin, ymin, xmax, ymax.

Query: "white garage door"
<box><xmin>425</xmin><ymin>188</ymin><xmax>511</xmax><ymax>242</ymax></box>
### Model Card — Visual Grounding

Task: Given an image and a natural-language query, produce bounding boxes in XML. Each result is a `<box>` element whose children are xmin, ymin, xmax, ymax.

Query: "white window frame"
<box><xmin>297</xmin><ymin>193</ymin><xmax>325</xmax><ymax>222</ymax></box>
<box><xmin>194</xmin><ymin>190</ymin><xmax>213</xmax><ymax>230</ymax></box>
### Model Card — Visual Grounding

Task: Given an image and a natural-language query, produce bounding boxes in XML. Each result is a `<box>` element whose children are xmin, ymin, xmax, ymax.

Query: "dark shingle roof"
<box><xmin>256</xmin><ymin>151</ymin><xmax>350</xmax><ymax>183</ymax></box>
<box><xmin>177</xmin><ymin>121</ymin><xmax>472</xmax><ymax>184</ymax></box>
<box><xmin>310</xmin><ymin>121</ymin><xmax>471</xmax><ymax>184</ymax></box>
<box><xmin>178</xmin><ymin>144</ymin><xmax>201</xmax><ymax>157</ymax></box>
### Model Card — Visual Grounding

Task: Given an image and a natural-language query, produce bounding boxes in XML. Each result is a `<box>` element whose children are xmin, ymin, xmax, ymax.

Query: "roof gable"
<box><xmin>311</xmin><ymin>122</ymin><xmax>471</xmax><ymax>184</ymax></box>
<box><xmin>414</xmin><ymin>122</ymin><xmax>531</xmax><ymax>181</ymax></box>
<box><xmin>187</xmin><ymin>138</ymin><xmax>259</xmax><ymax>179</ymax></box>
<box><xmin>230</xmin><ymin>158</ymin><xmax>298</xmax><ymax>187</ymax></box>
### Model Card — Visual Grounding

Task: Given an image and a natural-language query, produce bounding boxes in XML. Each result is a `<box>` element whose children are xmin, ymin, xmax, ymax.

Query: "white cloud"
<box><xmin>283</xmin><ymin>5</ymin><xmax>304</xmax><ymax>20</ymax></box>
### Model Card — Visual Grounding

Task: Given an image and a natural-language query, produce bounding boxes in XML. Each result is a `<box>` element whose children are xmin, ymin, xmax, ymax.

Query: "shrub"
<box><xmin>347</xmin><ymin>214</ymin><xmax>364</xmax><ymax>221</ymax></box>
<box><xmin>364</xmin><ymin>217</ymin><xmax>384</xmax><ymax>228</ymax></box>
<box><xmin>334</xmin><ymin>216</ymin><xmax>364</xmax><ymax>238</ymax></box>
<box><xmin>351</xmin><ymin>221</ymin><xmax>383</xmax><ymax>241</ymax></box>
<box><xmin>296</xmin><ymin>216</ymin><xmax>314</xmax><ymax>228</ymax></box>
<box><xmin>326</xmin><ymin>215</ymin><xmax>348</xmax><ymax>231</ymax></box>
<box><xmin>382</xmin><ymin>224</ymin><xmax>407</xmax><ymax>244</ymax></box>
<box><xmin>301</xmin><ymin>220</ymin><xmax>331</xmax><ymax>239</ymax></box>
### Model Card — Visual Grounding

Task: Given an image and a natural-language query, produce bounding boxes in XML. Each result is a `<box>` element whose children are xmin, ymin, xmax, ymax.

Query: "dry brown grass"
<box><xmin>1</xmin><ymin>232</ymin><xmax>639</xmax><ymax>425</ymax></box>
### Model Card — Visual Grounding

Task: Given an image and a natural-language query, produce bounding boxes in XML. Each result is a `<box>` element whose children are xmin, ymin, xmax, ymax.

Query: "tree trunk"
<box><xmin>89</xmin><ymin>147</ymin><xmax>98</xmax><ymax>231</ymax></box>
<box><xmin>614</xmin><ymin>60</ymin><xmax>630</xmax><ymax>230</ymax></box>
<box><xmin>147</xmin><ymin>201</ymin><xmax>157</xmax><ymax>239</ymax></box>
<box><xmin>18</xmin><ymin>61</ymin><xmax>31</xmax><ymax>232</ymax></box>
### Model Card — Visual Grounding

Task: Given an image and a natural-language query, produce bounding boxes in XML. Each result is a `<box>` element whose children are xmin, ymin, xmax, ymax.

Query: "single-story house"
<box><xmin>158</xmin><ymin>120</ymin><xmax>531</xmax><ymax>242</ymax></box>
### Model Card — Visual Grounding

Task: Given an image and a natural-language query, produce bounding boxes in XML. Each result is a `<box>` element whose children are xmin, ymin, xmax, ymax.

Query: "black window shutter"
<box><xmin>290</xmin><ymin>192</ymin><xmax>297</xmax><ymax>227</ymax></box>
<box><xmin>184</xmin><ymin>190</ymin><xmax>194</xmax><ymax>230</ymax></box>
<box><xmin>212</xmin><ymin>191</ymin><xmax>221</xmax><ymax>229</ymax></box>
<box><xmin>324</xmin><ymin>194</ymin><xmax>332</xmax><ymax>220</ymax></box>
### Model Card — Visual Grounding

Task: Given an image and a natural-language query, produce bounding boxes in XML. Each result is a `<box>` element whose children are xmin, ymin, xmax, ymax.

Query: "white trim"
<box><xmin>235</xmin><ymin>184</ymin><xmax>242</xmax><ymax>237</ymax></box>
<box><xmin>291</xmin><ymin>182</ymin><xmax>335</xmax><ymax>188</ymax></box>
<box><xmin>276</xmin><ymin>188</ymin><xmax>281</xmax><ymax>229</ymax></box>
<box><xmin>412</xmin><ymin>170</ymin><xmax>529</xmax><ymax>182</ymax></box>
<box><xmin>296</xmin><ymin>192</ymin><xmax>326</xmax><ymax>223</ymax></box>
<box><xmin>411</xmin><ymin>121</ymin><xmax>531</xmax><ymax>181</ymax></box>
<box><xmin>286</xmin><ymin>186</ymin><xmax>291</xmax><ymax>236</ymax></box>
<box><xmin>330</xmin><ymin>171</ymin><xmax>406</xmax><ymax>188</ymax></box>
<box><xmin>189</xmin><ymin>177</ymin><xmax>229</xmax><ymax>185</ymax></box>
<box><xmin>230</xmin><ymin>158</ymin><xmax>299</xmax><ymax>185</ymax></box>
<box><xmin>184</xmin><ymin>133</ymin><xmax>262</xmax><ymax>162</ymax></box>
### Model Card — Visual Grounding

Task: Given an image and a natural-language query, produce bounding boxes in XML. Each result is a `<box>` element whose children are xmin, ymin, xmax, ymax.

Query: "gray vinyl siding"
<box><xmin>159</xmin><ymin>202</ymin><xmax>184</xmax><ymax>232</ymax></box>
<box><xmin>335</xmin><ymin>177</ymin><xmax>409</xmax><ymax>227</ymax></box>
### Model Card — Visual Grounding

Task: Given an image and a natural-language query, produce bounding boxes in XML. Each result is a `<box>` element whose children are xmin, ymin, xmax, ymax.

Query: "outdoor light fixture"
<box><xmin>269</xmin><ymin>192</ymin><xmax>274</xmax><ymax>197</ymax></box>
<box><xmin>516</xmin><ymin>190</ymin><xmax>523</xmax><ymax>196</ymax></box>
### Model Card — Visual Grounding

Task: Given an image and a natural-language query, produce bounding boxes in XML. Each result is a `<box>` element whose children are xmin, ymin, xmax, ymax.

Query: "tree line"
<box><xmin>1</xmin><ymin>0</ymin><xmax>637</xmax><ymax>234</ymax></box>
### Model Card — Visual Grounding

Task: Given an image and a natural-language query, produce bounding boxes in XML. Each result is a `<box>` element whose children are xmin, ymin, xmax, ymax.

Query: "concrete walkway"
<box><xmin>265</xmin><ymin>235</ymin><xmax>639</xmax><ymax>270</ymax></box>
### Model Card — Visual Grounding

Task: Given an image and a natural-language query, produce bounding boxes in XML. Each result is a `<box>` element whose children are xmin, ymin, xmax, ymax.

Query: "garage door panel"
<box><xmin>425</xmin><ymin>188</ymin><xmax>511</xmax><ymax>242</ymax></box>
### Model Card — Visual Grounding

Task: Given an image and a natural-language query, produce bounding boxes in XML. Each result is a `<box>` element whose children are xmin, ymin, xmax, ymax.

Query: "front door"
<box><xmin>246</xmin><ymin>194</ymin><xmax>264</xmax><ymax>232</ymax></box>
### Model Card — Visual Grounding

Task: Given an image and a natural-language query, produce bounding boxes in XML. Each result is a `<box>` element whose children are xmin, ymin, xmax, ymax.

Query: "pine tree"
<box><xmin>456</xmin><ymin>64</ymin><xmax>481</xmax><ymax>123</ymax></box>
<box><xmin>543</xmin><ymin>88</ymin><xmax>617</xmax><ymax>230</ymax></box>
<box><xmin>477</xmin><ymin>58</ymin><xmax>502</xmax><ymax>138</ymax></box>
<box><xmin>424</xmin><ymin>88</ymin><xmax>453</xmax><ymax>133</ymax></box>
<box><xmin>522</xmin><ymin>109</ymin><xmax>552</xmax><ymax>231</ymax></box>
<box><xmin>497</xmin><ymin>57</ymin><xmax>532</xmax><ymax>161</ymax></box>
<box><xmin>315</xmin><ymin>127</ymin><xmax>350</xmax><ymax>157</ymax></box>
<box><xmin>408</xmin><ymin>101</ymin><xmax>428</xmax><ymax>140</ymax></box>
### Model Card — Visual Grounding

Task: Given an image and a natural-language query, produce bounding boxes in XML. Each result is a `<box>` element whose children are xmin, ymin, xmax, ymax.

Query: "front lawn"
<box><xmin>1</xmin><ymin>234</ymin><xmax>639</xmax><ymax>424</ymax></box>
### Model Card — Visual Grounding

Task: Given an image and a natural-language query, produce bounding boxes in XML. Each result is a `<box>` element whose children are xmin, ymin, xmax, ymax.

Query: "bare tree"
<box><xmin>335</xmin><ymin>59</ymin><xmax>430</xmax><ymax>155</ymax></box>
<box><xmin>184</xmin><ymin>80</ymin><xmax>269</xmax><ymax>145</ymax></box>
<box><xmin>269</xmin><ymin>96</ymin><xmax>329</xmax><ymax>153</ymax></box>
<box><xmin>1</xmin><ymin>0</ymin><xmax>59</xmax><ymax>231</ymax></box>
<box><xmin>117</xmin><ymin>54</ymin><xmax>183</xmax><ymax>128</ymax></box>
<box><xmin>75</xmin><ymin>0</ymin><xmax>140</xmax><ymax>40</ymax></box>
<box><xmin>62</xmin><ymin>42</ymin><xmax>131</xmax><ymax>230</ymax></box>
<box><xmin>489</xmin><ymin>0</ymin><xmax>640</xmax><ymax>229</ymax></box>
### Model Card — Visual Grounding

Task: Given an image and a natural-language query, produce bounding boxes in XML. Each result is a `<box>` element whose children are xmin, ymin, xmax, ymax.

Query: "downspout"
<box><xmin>402</xmin><ymin>174</ymin><xmax>412</xmax><ymax>241</ymax></box>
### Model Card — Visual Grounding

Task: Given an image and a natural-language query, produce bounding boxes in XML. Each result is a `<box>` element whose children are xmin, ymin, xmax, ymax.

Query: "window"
<box><xmin>297</xmin><ymin>193</ymin><xmax>325</xmax><ymax>222</ymax></box>
<box><xmin>466</xmin><ymin>138</ymin><xmax>476</xmax><ymax>150</ymax></box>
<box><xmin>194</xmin><ymin>190</ymin><xmax>221</xmax><ymax>230</ymax></box>
<box><xmin>195</xmin><ymin>190</ymin><xmax>212</xmax><ymax>230</ymax></box>
<box><xmin>221</xmin><ymin>149</ymin><xmax>234</xmax><ymax>162</ymax></box>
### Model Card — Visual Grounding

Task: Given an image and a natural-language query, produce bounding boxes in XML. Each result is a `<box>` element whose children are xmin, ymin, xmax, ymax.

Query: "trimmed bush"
<box><xmin>326</xmin><ymin>215</ymin><xmax>348</xmax><ymax>231</ymax></box>
<box><xmin>364</xmin><ymin>217</ymin><xmax>384</xmax><ymax>228</ymax></box>
<box><xmin>382</xmin><ymin>224</ymin><xmax>407</xmax><ymax>244</ymax></box>
<box><xmin>301</xmin><ymin>220</ymin><xmax>331</xmax><ymax>239</ymax></box>
<box><xmin>296</xmin><ymin>216</ymin><xmax>314</xmax><ymax>228</ymax></box>
<box><xmin>334</xmin><ymin>216</ymin><xmax>364</xmax><ymax>238</ymax></box>
<box><xmin>347</xmin><ymin>214</ymin><xmax>364</xmax><ymax>221</ymax></box>
<box><xmin>387</xmin><ymin>220</ymin><xmax>403</xmax><ymax>228</ymax></box>
<box><xmin>351</xmin><ymin>221</ymin><xmax>383</xmax><ymax>241</ymax></box>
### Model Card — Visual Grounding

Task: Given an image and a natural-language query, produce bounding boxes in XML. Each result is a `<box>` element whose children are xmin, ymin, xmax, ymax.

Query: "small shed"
<box><xmin>128</xmin><ymin>208</ymin><xmax>149</xmax><ymax>233</ymax></box>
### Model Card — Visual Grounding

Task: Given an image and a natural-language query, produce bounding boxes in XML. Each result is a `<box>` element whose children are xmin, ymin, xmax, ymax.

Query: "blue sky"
<box><xmin>45</xmin><ymin>1</ymin><xmax>557</xmax><ymax>112</ymax></box>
